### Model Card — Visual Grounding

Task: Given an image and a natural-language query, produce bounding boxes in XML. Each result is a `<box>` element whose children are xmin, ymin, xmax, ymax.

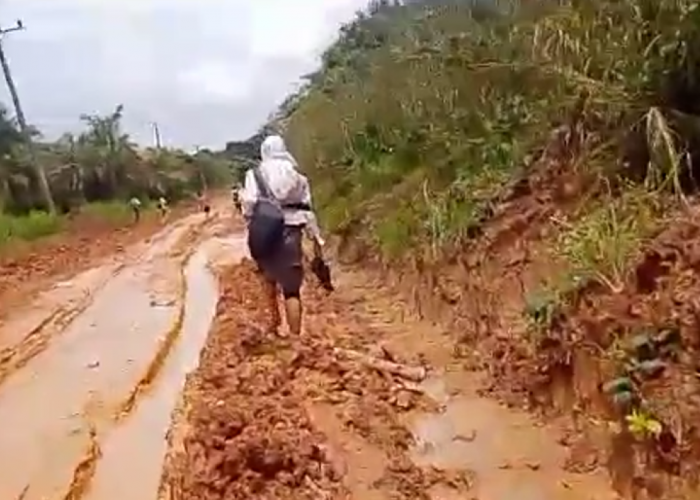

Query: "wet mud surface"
<box><xmin>0</xmin><ymin>182</ymin><xmax>662</xmax><ymax>499</ymax></box>
<box><xmin>0</xmin><ymin>205</ymin><xmax>195</xmax><ymax>322</ymax></box>
<box><xmin>161</xmin><ymin>256</ymin><xmax>618</xmax><ymax>499</ymax></box>
<box><xmin>0</xmin><ymin>206</ymin><xmax>237</xmax><ymax>500</ymax></box>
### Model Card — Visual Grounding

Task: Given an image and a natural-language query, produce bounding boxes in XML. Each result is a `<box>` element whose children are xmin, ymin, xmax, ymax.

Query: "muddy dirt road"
<box><xmin>0</xmin><ymin>208</ymin><xmax>244</xmax><ymax>500</ymax></box>
<box><xmin>0</xmin><ymin>206</ymin><xmax>622</xmax><ymax>499</ymax></box>
<box><xmin>161</xmin><ymin>263</ymin><xmax>622</xmax><ymax>499</ymax></box>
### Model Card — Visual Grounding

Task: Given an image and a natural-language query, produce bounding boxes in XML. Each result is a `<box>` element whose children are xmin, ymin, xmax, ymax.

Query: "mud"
<box><xmin>0</xmin><ymin>205</ymin><xmax>233</xmax><ymax>500</ymax></box>
<box><xmin>161</xmin><ymin>245</ymin><xmax>619</xmax><ymax>499</ymax></box>
<box><xmin>330</xmin><ymin>152</ymin><xmax>700</xmax><ymax>499</ymax></box>
<box><xmin>0</xmin><ymin>204</ymin><xmax>195</xmax><ymax>321</ymax></box>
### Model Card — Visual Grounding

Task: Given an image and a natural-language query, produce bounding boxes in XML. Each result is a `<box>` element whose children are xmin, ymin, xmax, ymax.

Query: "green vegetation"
<box><xmin>0</xmin><ymin>102</ymin><xmax>240</xmax><ymax>248</ymax></box>
<box><xmin>0</xmin><ymin>104</ymin><xmax>238</xmax><ymax>217</ymax></box>
<box><xmin>231</xmin><ymin>0</ymin><xmax>700</xmax><ymax>276</ymax></box>
<box><xmin>0</xmin><ymin>209</ymin><xmax>63</xmax><ymax>246</ymax></box>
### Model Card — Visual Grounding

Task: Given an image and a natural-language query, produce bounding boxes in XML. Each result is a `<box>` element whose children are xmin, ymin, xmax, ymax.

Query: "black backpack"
<box><xmin>247</xmin><ymin>168</ymin><xmax>285</xmax><ymax>261</ymax></box>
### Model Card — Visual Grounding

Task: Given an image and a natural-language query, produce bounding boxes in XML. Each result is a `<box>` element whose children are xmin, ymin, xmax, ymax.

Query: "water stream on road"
<box><xmin>0</xmin><ymin>212</ymin><xmax>244</xmax><ymax>500</ymax></box>
<box><xmin>85</xmin><ymin>241</ymin><xmax>224</xmax><ymax>500</ymax></box>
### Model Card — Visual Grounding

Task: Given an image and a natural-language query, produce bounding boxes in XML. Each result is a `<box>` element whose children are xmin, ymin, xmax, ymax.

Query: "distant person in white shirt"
<box><xmin>156</xmin><ymin>196</ymin><xmax>169</xmax><ymax>220</ymax></box>
<box><xmin>240</xmin><ymin>134</ymin><xmax>326</xmax><ymax>336</ymax></box>
<box><xmin>129</xmin><ymin>196</ymin><xmax>142</xmax><ymax>223</ymax></box>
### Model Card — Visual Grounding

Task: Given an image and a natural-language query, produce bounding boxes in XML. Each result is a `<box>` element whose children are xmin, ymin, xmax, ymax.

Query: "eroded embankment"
<box><xmin>159</xmin><ymin>260</ymin><xmax>471</xmax><ymax>500</ymax></box>
<box><xmin>333</xmin><ymin>156</ymin><xmax>700</xmax><ymax>499</ymax></box>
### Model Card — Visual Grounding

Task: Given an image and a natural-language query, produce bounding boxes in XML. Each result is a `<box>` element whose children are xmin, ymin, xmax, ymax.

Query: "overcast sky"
<box><xmin>0</xmin><ymin>0</ymin><xmax>366</xmax><ymax>150</ymax></box>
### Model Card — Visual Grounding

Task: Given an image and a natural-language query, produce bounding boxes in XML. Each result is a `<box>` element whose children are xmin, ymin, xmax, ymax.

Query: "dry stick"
<box><xmin>333</xmin><ymin>347</ymin><xmax>427</xmax><ymax>382</ymax></box>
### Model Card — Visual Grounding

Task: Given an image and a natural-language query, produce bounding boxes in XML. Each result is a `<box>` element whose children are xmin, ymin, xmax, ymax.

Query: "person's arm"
<box><xmin>240</xmin><ymin>170</ymin><xmax>258</xmax><ymax>219</ymax></box>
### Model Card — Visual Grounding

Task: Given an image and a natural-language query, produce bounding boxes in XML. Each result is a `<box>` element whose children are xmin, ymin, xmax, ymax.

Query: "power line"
<box><xmin>0</xmin><ymin>19</ymin><xmax>55</xmax><ymax>213</ymax></box>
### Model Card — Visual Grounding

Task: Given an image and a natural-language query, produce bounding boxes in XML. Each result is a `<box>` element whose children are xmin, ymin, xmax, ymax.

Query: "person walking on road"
<box><xmin>241</xmin><ymin>134</ymin><xmax>326</xmax><ymax>336</ymax></box>
<box><xmin>232</xmin><ymin>185</ymin><xmax>243</xmax><ymax>214</ymax></box>
<box><xmin>129</xmin><ymin>196</ymin><xmax>142</xmax><ymax>223</ymax></box>
<box><xmin>156</xmin><ymin>196</ymin><xmax>169</xmax><ymax>221</ymax></box>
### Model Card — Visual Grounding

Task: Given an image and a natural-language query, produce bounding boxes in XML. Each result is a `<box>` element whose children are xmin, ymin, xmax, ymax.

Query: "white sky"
<box><xmin>0</xmin><ymin>0</ymin><xmax>367</xmax><ymax>149</ymax></box>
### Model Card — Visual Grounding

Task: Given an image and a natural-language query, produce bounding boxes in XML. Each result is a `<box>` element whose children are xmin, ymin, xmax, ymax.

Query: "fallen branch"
<box><xmin>333</xmin><ymin>347</ymin><xmax>427</xmax><ymax>382</ymax></box>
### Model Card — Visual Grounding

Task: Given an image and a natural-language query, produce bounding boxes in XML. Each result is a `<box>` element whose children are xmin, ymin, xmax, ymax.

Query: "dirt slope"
<box><xmin>329</xmin><ymin>158</ymin><xmax>700</xmax><ymax>499</ymax></box>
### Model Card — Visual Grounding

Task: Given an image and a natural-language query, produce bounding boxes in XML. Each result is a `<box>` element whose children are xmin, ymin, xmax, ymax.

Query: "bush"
<box><xmin>81</xmin><ymin>200</ymin><xmax>135</xmax><ymax>225</ymax></box>
<box><xmin>266</xmin><ymin>0</ymin><xmax>700</xmax><ymax>258</ymax></box>
<box><xmin>0</xmin><ymin>210</ymin><xmax>63</xmax><ymax>247</ymax></box>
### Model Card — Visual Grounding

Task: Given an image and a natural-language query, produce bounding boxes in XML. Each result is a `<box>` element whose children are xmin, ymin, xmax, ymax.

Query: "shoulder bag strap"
<box><xmin>251</xmin><ymin>167</ymin><xmax>276</xmax><ymax>201</ymax></box>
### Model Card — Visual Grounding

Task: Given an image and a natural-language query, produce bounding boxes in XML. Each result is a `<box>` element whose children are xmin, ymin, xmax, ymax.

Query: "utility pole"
<box><xmin>0</xmin><ymin>20</ymin><xmax>55</xmax><ymax>213</ymax></box>
<box><xmin>152</xmin><ymin>121</ymin><xmax>162</xmax><ymax>149</ymax></box>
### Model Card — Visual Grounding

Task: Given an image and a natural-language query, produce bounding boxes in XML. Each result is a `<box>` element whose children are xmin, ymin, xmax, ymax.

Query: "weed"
<box><xmin>556</xmin><ymin>188</ymin><xmax>659</xmax><ymax>293</ymax></box>
<box><xmin>625</xmin><ymin>408</ymin><xmax>662</xmax><ymax>439</ymax></box>
<box><xmin>81</xmin><ymin>201</ymin><xmax>135</xmax><ymax>226</ymax></box>
<box><xmin>0</xmin><ymin>210</ymin><xmax>63</xmax><ymax>247</ymax></box>
<box><xmin>524</xmin><ymin>286</ymin><xmax>561</xmax><ymax>334</ymax></box>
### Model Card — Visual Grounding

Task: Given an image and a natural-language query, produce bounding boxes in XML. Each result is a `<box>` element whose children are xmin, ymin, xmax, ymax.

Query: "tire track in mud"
<box><xmin>57</xmin><ymin>222</ymin><xmax>213</xmax><ymax>500</ymax></box>
<box><xmin>0</xmin><ymin>216</ymin><xmax>206</xmax><ymax>392</ymax></box>
<box><xmin>0</xmin><ymin>263</ymin><xmax>127</xmax><ymax>389</ymax></box>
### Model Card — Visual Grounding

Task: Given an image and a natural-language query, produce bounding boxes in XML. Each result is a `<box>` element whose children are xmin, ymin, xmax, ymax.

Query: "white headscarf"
<box><xmin>256</xmin><ymin>135</ymin><xmax>305</xmax><ymax>203</ymax></box>
<box><xmin>241</xmin><ymin>135</ymin><xmax>324</xmax><ymax>243</ymax></box>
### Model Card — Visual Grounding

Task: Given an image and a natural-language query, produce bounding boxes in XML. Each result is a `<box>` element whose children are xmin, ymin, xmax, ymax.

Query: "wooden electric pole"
<box><xmin>152</xmin><ymin>121</ymin><xmax>162</xmax><ymax>149</ymax></box>
<box><xmin>0</xmin><ymin>20</ymin><xmax>55</xmax><ymax>213</ymax></box>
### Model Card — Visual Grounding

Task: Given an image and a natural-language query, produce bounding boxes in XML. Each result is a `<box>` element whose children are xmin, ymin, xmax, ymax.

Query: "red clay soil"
<box><xmin>525</xmin><ymin>207</ymin><xmax>700</xmax><ymax>499</ymax></box>
<box><xmin>0</xmin><ymin>204</ymin><xmax>195</xmax><ymax>317</ymax></box>
<box><xmin>160</xmin><ymin>260</ymin><xmax>470</xmax><ymax>500</ymax></box>
<box><xmin>331</xmin><ymin>147</ymin><xmax>700</xmax><ymax>499</ymax></box>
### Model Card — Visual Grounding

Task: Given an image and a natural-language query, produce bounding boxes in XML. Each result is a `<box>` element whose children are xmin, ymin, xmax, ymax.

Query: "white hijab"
<box><xmin>257</xmin><ymin>135</ymin><xmax>305</xmax><ymax>203</ymax></box>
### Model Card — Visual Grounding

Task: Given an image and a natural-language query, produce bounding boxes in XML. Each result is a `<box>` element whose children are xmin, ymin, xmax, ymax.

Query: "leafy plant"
<box><xmin>625</xmin><ymin>409</ymin><xmax>663</xmax><ymax>439</ymax></box>
<box><xmin>556</xmin><ymin>190</ymin><xmax>659</xmax><ymax>293</ymax></box>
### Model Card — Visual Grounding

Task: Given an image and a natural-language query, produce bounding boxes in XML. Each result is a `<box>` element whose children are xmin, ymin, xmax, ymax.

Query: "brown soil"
<box><xmin>160</xmin><ymin>260</ymin><xmax>473</xmax><ymax>500</ymax></box>
<box><xmin>330</xmin><ymin>154</ymin><xmax>700</xmax><ymax>499</ymax></box>
<box><xmin>160</xmin><ymin>223</ymin><xmax>622</xmax><ymax>500</ymax></box>
<box><xmin>0</xmin><ymin>203</ymin><xmax>196</xmax><ymax>319</ymax></box>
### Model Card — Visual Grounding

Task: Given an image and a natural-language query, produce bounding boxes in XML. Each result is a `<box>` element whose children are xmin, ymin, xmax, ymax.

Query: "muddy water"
<box><xmin>86</xmin><ymin>236</ymin><xmax>246</xmax><ymax>500</ymax></box>
<box><xmin>0</xmin><ymin>214</ymin><xmax>238</xmax><ymax>500</ymax></box>
<box><xmin>410</xmin><ymin>374</ymin><xmax>618</xmax><ymax>500</ymax></box>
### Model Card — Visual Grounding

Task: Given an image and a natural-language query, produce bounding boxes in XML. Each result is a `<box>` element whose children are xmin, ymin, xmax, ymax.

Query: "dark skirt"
<box><xmin>254</xmin><ymin>225</ymin><xmax>304</xmax><ymax>296</ymax></box>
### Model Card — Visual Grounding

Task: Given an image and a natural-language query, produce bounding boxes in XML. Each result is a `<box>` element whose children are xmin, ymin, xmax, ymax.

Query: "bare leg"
<box><xmin>262</xmin><ymin>278</ymin><xmax>281</xmax><ymax>333</ymax></box>
<box><xmin>284</xmin><ymin>297</ymin><xmax>302</xmax><ymax>336</ymax></box>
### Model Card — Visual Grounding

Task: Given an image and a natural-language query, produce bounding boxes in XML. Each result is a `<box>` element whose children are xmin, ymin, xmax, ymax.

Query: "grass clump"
<box><xmin>0</xmin><ymin>210</ymin><xmax>63</xmax><ymax>247</ymax></box>
<box><xmin>556</xmin><ymin>188</ymin><xmax>661</xmax><ymax>293</ymax></box>
<box><xmin>81</xmin><ymin>200</ymin><xmax>138</xmax><ymax>226</ymax></box>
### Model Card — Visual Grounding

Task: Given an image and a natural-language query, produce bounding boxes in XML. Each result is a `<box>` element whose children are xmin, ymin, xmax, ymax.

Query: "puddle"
<box><xmin>84</xmin><ymin>235</ymin><xmax>246</xmax><ymax>500</ymax></box>
<box><xmin>410</xmin><ymin>376</ymin><xmax>617</xmax><ymax>500</ymax></box>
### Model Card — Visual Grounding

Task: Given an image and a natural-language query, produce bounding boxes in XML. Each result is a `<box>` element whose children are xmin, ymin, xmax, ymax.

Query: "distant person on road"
<box><xmin>156</xmin><ymin>196</ymin><xmax>169</xmax><ymax>220</ymax></box>
<box><xmin>198</xmin><ymin>191</ymin><xmax>212</xmax><ymax>217</ymax></box>
<box><xmin>241</xmin><ymin>134</ymin><xmax>327</xmax><ymax>337</ymax></box>
<box><xmin>232</xmin><ymin>185</ymin><xmax>242</xmax><ymax>213</ymax></box>
<box><xmin>129</xmin><ymin>196</ymin><xmax>142</xmax><ymax>223</ymax></box>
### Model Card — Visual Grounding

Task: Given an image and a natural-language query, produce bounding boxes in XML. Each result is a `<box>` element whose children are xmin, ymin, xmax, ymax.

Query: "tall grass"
<box><xmin>0</xmin><ymin>210</ymin><xmax>64</xmax><ymax>247</ymax></box>
<box><xmin>279</xmin><ymin>0</ymin><xmax>700</xmax><ymax>259</ymax></box>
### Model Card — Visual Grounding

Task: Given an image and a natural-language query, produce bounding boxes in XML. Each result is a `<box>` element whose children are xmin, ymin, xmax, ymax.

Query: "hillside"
<box><xmin>250</xmin><ymin>0</ymin><xmax>700</xmax><ymax>497</ymax></box>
